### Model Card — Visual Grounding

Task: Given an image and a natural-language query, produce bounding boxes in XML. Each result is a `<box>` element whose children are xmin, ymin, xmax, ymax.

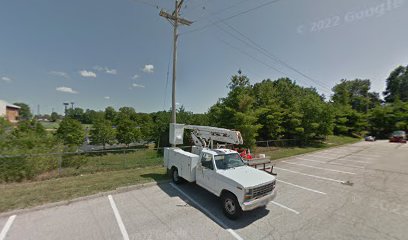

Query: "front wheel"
<box><xmin>221</xmin><ymin>192</ymin><xmax>242</xmax><ymax>220</ymax></box>
<box><xmin>171</xmin><ymin>167</ymin><xmax>182</xmax><ymax>184</ymax></box>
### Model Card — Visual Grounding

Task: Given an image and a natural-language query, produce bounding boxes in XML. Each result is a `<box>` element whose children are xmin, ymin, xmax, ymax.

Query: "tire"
<box><xmin>171</xmin><ymin>167</ymin><xmax>182</xmax><ymax>184</ymax></box>
<box><xmin>221</xmin><ymin>192</ymin><xmax>242</xmax><ymax>220</ymax></box>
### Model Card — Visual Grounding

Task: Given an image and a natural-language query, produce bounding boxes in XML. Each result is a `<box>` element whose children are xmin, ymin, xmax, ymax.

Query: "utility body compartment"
<box><xmin>164</xmin><ymin>147</ymin><xmax>199</xmax><ymax>182</ymax></box>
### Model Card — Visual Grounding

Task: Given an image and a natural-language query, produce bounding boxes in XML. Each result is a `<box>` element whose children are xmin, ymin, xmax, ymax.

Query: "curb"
<box><xmin>0</xmin><ymin>179</ymin><xmax>171</xmax><ymax>218</ymax></box>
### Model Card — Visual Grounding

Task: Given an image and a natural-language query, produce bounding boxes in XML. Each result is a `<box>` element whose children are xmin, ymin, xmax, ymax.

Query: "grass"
<box><xmin>40</xmin><ymin>121</ymin><xmax>60</xmax><ymax>130</ymax></box>
<box><xmin>0</xmin><ymin>166</ymin><xmax>167</xmax><ymax>213</ymax></box>
<box><xmin>59</xmin><ymin>149</ymin><xmax>163</xmax><ymax>177</ymax></box>
<box><xmin>0</xmin><ymin>135</ymin><xmax>360</xmax><ymax>213</ymax></box>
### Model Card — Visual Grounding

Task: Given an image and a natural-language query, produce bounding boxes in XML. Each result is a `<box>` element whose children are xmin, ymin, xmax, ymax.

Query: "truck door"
<box><xmin>196</xmin><ymin>153</ymin><xmax>217</xmax><ymax>194</ymax></box>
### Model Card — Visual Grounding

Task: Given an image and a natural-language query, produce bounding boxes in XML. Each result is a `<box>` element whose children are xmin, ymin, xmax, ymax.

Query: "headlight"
<box><xmin>244</xmin><ymin>188</ymin><xmax>253</xmax><ymax>201</ymax></box>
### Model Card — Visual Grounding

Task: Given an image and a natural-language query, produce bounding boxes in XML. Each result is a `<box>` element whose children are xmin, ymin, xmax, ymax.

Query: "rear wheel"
<box><xmin>171</xmin><ymin>167</ymin><xmax>182</xmax><ymax>184</ymax></box>
<box><xmin>221</xmin><ymin>192</ymin><xmax>242</xmax><ymax>220</ymax></box>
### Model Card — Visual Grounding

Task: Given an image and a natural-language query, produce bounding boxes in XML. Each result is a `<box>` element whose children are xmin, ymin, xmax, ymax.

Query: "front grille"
<box><xmin>252</xmin><ymin>181</ymin><xmax>275</xmax><ymax>199</ymax></box>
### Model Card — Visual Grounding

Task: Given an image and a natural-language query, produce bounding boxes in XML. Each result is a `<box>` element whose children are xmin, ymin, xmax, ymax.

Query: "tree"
<box><xmin>383</xmin><ymin>65</ymin><xmax>408</xmax><ymax>102</ymax></box>
<box><xmin>331</xmin><ymin>79</ymin><xmax>373</xmax><ymax>113</ymax></box>
<box><xmin>105</xmin><ymin>106</ymin><xmax>116</xmax><ymax>122</ymax></box>
<box><xmin>368</xmin><ymin>101</ymin><xmax>408</xmax><ymax>138</ymax></box>
<box><xmin>150</xmin><ymin>110</ymin><xmax>171</xmax><ymax>148</ymax></box>
<box><xmin>14</xmin><ymin>119</ymin><xmax>46</xmax><ymax>137</ymax></box>
<box><xmin>251</xmin><ymin>78</ymin><xmax>333</xmax><ymax>142</ymax></box>
<box><xmin>116</xmin><ymin>117</ymin><xmax>141</xmax><ymax>147</ymax></box>
<box><xmin>332</xmin><ymin>105</ymin><xmax>367</xmax><ymax>136</ymax></box>
<box><xmin>368</xmin><ymin>92</ymin><xmax>382</xmax><ymax>109</ymax></box>
<box><xmin>330</xmin><ymin>79</ymin><xmax>382</xmax><ymax>137</ymax></box>
<box><xmin>90</xmin><ymin>119</ymin><xmax>116</xmax><ymax>149</ymax></box>
<box><xmin>56</xmin><ymin>118</ymin><xmax>85</xmax><ymax>146</ymax></box>
<box><xmin>117</xmin><ymin>107</ymin><xmax>138</xmax><ymax>123</ymax></box>
<box><xmin>0</xmin><ymin>118</ymin><xmax>10</xmax><ymax>136</ymax></box>
<box><xmin>82</xmin><ymin>109</ymin><xmax>104</xmax><ymax>124</ymax></box>
<box><xmin>137</xmin><ymin>113</ymin><xmax>154</xmax><ymax>141</ymax></box>
<box><xmin>65</xmin><ymin>108</ymin><xmax>85</xmax><ymax>123</ymax></box>
<box><xmin>50</xmin><ymin>112</ymin><xmax>59</xmax><ymax>122</ymax></box>
<box><xmin>13</xmin><ymin>102</ymin><xmax>32</xmax><ymax>120</ymax></box>
<box><xmin>209</xmin><ymin>73</ymin><xmax>261</xmax><ymax>148</ymax></box>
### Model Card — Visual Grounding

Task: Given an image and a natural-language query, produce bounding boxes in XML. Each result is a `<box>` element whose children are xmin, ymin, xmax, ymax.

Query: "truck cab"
<box><xmin>165</xmin><ymin>147</ymin><xmax>277</xmax><ymax>219</ymax></box>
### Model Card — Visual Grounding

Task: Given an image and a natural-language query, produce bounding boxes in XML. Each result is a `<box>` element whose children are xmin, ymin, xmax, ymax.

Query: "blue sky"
<box><xmin>1</xmin><ymin>0</ymin><xmax>407</xmax><ymax>114</ymax></box>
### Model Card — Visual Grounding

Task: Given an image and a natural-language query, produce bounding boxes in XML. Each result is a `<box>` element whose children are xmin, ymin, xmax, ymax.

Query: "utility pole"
<box><xmin>160</xmin><ymin>0</ymin><xmax>192</xmax><ymax>146</ymax></box>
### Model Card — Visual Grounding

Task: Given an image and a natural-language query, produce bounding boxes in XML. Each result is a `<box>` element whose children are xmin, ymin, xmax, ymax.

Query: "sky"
<box><xmin>1</xmin><ymin>0</ymin><xmax>408</xmax><ymax>114</ymax></box>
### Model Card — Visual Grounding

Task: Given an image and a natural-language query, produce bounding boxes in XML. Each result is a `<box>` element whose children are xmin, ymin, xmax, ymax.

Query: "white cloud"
<box><xmin>79</xmin><ymin>70</ymin><xmax>96</xmax><ymax>78</ymax></box>
<box><xmin>132</xmin><ymin>83</ymin><xmax>145</xmax><ymax>88</ymax></box>
<box><xmin>1</xmin><ymin>76</ymin><xmax>12</xmax><ymax>82</ymax></box>
<box><xmin>176</xmin><ymin>102</ymin><xmax>181</xmax><ymax>106</ymax></box>
<box><xmin>132</xmin><ymin>74</ymin><xmax>139</xmax><ymax>79</ymax></box>
<box><xmin>105</xmin><ymin>68</ymin><xmax>117</xmax><ymax>75</ymax></box>
<box><xmin>56</xmin><ymin>86</ymin><xmax>78</xmax><ymax>94</ymax></box>
<box><xmin>93</xmin><ymin>66</ymin><xmax>104</xmax><ymax>71</ymax></box>
<box><xmin>93</xmin><ymin>66</ymin><xmax>117</xmax><ymax>75</ymax></box>
<box><xmin>104</xmin><ymin>96</ymin><xmax>110</xmax><ymax>99</ymax></box>
<box><xmin>49</xmin><ymin>71</ymin><xmax>69</xmax><ymax>78</ymax></box>
<box><xmin>142</xmin><ymin>64</ymin><xmax>154</xmax><ymax>73</ymax></box>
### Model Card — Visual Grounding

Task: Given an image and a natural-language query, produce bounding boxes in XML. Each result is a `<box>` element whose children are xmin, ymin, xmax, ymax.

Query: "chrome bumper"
<box><xmin>241</xmin><ymin>189</ymin><xmax>277</xmax><ymax>211</ymax></box>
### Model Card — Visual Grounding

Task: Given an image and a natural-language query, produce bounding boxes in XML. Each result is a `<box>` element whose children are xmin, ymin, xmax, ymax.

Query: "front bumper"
<box><xmin>241</xmin><ymin>189</ymin><xmax>277</xmax><ymax>211</ymax></box>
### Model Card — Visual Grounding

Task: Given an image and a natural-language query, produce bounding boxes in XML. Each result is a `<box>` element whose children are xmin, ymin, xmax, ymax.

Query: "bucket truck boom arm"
<box><xmin>169</xmin><ymin>123</ymin><xmax>243</xmax><ymax>148</ymax></box>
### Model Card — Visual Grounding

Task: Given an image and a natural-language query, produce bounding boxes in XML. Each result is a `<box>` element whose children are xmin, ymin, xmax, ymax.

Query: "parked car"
<box><xmin>365</xmin><ymin>136</ymin><xmax>376</xmax><ymax>141</ymax></box>
<box><xmin>389</xmin><ymin>131</ymin><xmax>407</xmax><ymax>143</ymax></box>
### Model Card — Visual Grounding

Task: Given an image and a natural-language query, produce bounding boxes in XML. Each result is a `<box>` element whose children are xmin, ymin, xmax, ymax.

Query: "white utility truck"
<box><xmin>164</xmin><ymin>124</ymin><xmax>277</xmax><ymax>219</ymax></box>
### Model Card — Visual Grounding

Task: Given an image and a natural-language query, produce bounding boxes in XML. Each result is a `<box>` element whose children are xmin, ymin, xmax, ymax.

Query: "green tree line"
<box><xmin>1</xmin><ymin>65</ymin><xmax>407</xmax><ymax>182</ymax></box>
<box><xmin>2</xmin><ymin>65</ymin><xmax>408</xmax><ymax>152</ymax></box>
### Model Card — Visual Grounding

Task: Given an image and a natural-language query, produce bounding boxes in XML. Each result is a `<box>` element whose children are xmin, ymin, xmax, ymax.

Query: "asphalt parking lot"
<box><xmin>1</xmin><ymin>140</ymin><xmax>408</xmax><ymax>240</ymax></box>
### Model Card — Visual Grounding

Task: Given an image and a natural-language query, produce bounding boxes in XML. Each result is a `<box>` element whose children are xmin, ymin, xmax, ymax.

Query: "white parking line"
<box><xmin>169</xmin><ymin>183</ymin><xmax>244</xmax><ymax>240</ymax></box>
<box><xmin>0</xmin><ymin>215</ymin><xmax>16</xmax><ymax>240</ymax></box>
<box><xmin>277</xmin><ymin>179</ymin><xmax>327</xmax><ymax>195</ymax></box>
<box><xmin>108</xmin><ymin>195</ymin><xmax>130</xmax><ymax>240</ymax></box>
<box><xmin>336</xmin><ymin>158</ymin><xmax>369</xmax><ymax>164</ymax></box>
<box><xmin>274</xmin><ymin>167</ymin><xmax>346</xmax><ymax>184</ymax></box>
<box><xmin>269</xmin><ymin>201</ymin><xmax>300</xmax><ymax>214</ymax></box>
<box><xmin>346</xmin><ymin>155</ymin><xmax>375</xmax><ymax>160</ymax></box>
<box><xmin>312</xmin><ymin>155</ymin><xmax>338</xmax><ymax>159</ymax></box>
<box><xmin>314</xmin><ymin>154</ymin><xmax>370</xmax><ymax>164</ymax></box>
<box><xmin>315</xmin><ymin>152</ymin><xmax>343</xmax><ymax>157</ymax></box>
<box><xmin>296</xmin><ymin>158</ymin><xmax>365</xmax><ymax>169</ymax></box>
<box><xmin>282</xmin><ymin>161</ymin><xmax>356</xmax><ymax>175</ymax></box>
<box><xmin>352</xmin><ymin>154</ymin><xmax>380</xmax><ymax>158</ymax></box>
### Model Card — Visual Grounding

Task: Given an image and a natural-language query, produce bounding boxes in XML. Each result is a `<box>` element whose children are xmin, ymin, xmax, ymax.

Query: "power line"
<box><xmin>181</xmin><ymin>0</ymin><xmax>283</xmax><ymax>35</ymax></box>
<box><xmin>193</xmin><ymin>3</ymin><xmax>331</xmax><ymax>92</ymax></box>
<box><xmin>129</xmin><ymin>0</ymin><xmax>162</xmax><ymax>9</ymax></box>
<box><xmin>214</xmin><ymin>26</ymin><xmax>331</xmax><ymax>94</ymax></box>
<box><xmin>183</xmin><ymin>0</ymin><xmax>209</xmax><ymax>12</ymax></box>
<box><xmin>220</xmin><ymin>21</ymin><xmax>332</xmax><ymax>91</ymax></box>
<box><xmin>216</xmin><ymin>35</ymin><xmax>286</xmax><ymax>77</ymax></box>
<box><xmin>191</xmin><ymin>0</ymin><xmax>248</xmax><ymax>22</ymax></box>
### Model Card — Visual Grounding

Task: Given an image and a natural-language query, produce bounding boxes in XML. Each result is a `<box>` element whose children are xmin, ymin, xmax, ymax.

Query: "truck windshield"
<box><xmin>214</xmin><ymin>153</ymin><xmax>245</xmax><ymax>170</ymax></box>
